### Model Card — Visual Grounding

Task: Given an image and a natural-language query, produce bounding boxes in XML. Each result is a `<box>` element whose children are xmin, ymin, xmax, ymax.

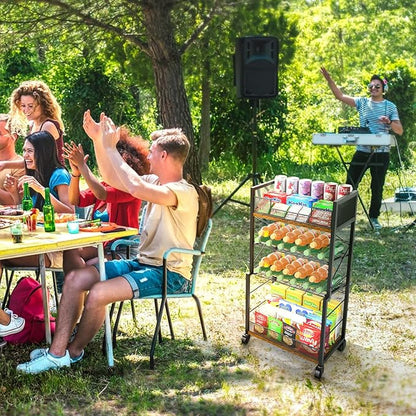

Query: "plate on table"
<box><xmin>37</xmin><ymin>213</ymin><xmax>78</xmax><ymax>223</ymax></box>
<box><xmin>79</xmin><ymin>222</ymin><xmax>122</xmax><ymax>233</ymax></box>
<box><xmin>0</xmin><ymin>207</ymin><xmax>27</xmax><ymax>220</ymax></box>
<box><xmin>0</xmin><ymin>218</ymin><xmax>14</xmax><ymax>229</ymax></box>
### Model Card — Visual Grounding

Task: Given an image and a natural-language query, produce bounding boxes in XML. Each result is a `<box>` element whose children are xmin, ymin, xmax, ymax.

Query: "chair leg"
<box><xmin>192</xmin><ymin>294</ymin><xmax>207</xmax><ymax>340</ymax></box>
<box><xmin>164</xmin><ymin>300</ymin><xmax>175</xmax><ymax>340</ymax></box>
<box><xmin>153</xmin><ymin>299</ymin><xmax>163</xmax><ymax>344</ymax></box>
<box><xmin>2</xmin><ymin>270</ymin><xmax>15</xmax><ymax>308</ymax></box>
<box><xmin>150</xmin><ymin>297</ymin><xmax>167</xmax><ymax>369</ymax></box>
<box><xmin>130</xmin><ymin>300</ymin><xmax>137</xmax><ymax>323</ymax></box>
<box><xmin>52</xmin><ymin>272</ymin><xmax>60</xmax><ymax>312</ymax></box>
<box><xmin>112</xmin><ymin>301</ymin><xmax>125</xmax><ymax>347</ymax></box>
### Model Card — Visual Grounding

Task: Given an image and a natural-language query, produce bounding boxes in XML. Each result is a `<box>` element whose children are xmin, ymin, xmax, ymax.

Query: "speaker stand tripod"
<box><xmin>213</xmin><ymin>99</ymin><xmax>262</xmax><ymax>216</ymax></box>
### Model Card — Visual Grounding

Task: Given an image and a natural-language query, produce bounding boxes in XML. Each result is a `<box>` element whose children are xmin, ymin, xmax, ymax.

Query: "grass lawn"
<box><xmin>1</xmin><ymin>170</ymin><xmax>416</xmax><ymax>415</ymax></box>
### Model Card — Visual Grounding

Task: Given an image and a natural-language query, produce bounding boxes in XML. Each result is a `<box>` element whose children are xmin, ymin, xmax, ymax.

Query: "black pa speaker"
<box><xmin>234</xmin><ymin>36</ymin><xmax>278</xmax><ymax>99</ymax></box>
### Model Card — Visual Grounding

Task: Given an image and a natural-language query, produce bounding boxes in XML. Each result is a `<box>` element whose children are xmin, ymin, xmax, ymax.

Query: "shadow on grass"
<box><xmin>0</xmin><ymin>330</ymin><xmax>254</xmax><ymax>416</ymax></box>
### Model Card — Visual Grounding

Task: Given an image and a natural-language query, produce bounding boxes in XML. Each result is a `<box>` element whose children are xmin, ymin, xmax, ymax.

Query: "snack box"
<box><xmin>263</xmin><ymin>191</ymin><xmax>287</xmax><ymax>204</ymax></box>
<box><xmin>270</xmin><ymin>282</ymin><xmax>289</xmax><ymax>298</ymax></box>
<box><xmin>254</xmin><ymin>310</ymin><xmax>268</xmax><ymax>335</ymax></box>
<box><xmin>279</xmin><ymin>298</ymin><xmax>315</xmax><ymax>318</ymax></box>
<box><xmin>302</xmin><ymin>292</ymin><xmax>322</xmax><ymax>311</ymax></box>
<box><xmin>285</xmin><ymin>287</ymin><xmax>305</xmax><ymax>305</ymax></box>
<box><xmin>287</xmin><ymin>194</ymin><xmax>318</xmax><ymax>208</ymax></box>
<box><xmin>253</xmin><ymin>304</ymin><xmax>276</xmax><ymax>336</ymax></box>
<box><xmin>265</xmin><ymin>294</ymin><xmax>283</xmax><ymax>307</ymax></box>
<box><xmin>270</xmin><ymin>202</ymin><xmax>289</xmax><ymax>218</ymax></box>
<box><xmin>308</xmin><ymin>201</ymin><xmax>333</xmax><ymax>226</ymax></box>
<box><xmin>297</xmin><ymin>320</ymin><xmax>331</xmax><ymax>357</ymax></box>
<box><xmin>268</xmin><ymin>316</ymin><xmax>283</xmax><ymax>341</ymax></box>
<box><xmin>284</xmin><ymin>204</ymin><xmax>311</xmax><ymax>222</ymax></box>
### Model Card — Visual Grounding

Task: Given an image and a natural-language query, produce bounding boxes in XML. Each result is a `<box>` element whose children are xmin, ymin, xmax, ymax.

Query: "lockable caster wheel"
<box><xmin>241</xmin><ymin>333</ymin><xmax>251</xmax><ymax>344</ymax></box>
<box><xmin>337</xmin><ymin>339</ymin><xmax>346</xmax><ymax>352</ymax></box>
<box><xmin>314</xmin><ymin>365</ymin><xmax>324</xmax><ymax>380</ymax></box>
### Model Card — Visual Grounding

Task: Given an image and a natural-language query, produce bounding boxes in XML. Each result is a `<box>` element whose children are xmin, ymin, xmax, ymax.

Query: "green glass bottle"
<box><xmin>43</xmin><ymin>187</ymin><xmax>55</xmax><ymax>232</ymax></box>
<box><xmin>22</xmin><ymin>182</ymin><xmax>33</xmax><ymax>211</ymax></box>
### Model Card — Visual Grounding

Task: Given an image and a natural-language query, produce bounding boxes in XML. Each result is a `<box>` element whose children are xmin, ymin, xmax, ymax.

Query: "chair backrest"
<box><xmin>189</xmin><ymin>218</ymin><xmax>212</xmax><ymax>294</ymax></box>
<box><xmin>163</xmin><ymin>218</ymin><xmax>212</xmax><ymax>298</ymax></box>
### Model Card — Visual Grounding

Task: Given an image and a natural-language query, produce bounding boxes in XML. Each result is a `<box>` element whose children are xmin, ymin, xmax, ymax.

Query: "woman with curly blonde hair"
<box><xmin>9</xmin><ymin>80</ymin><xmax>65</xmax><ymax>164</ymax></box>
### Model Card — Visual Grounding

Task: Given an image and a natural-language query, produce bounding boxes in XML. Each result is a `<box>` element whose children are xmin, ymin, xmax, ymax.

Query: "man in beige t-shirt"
<box><xmin>0</xmin><ymin>114</ymin><xmax>25</xmax><ymax>205</ymax></box>
<box><xmin>18</xmin><ymin>111</ymin><xmax>199</xmax><ymax>373</ymax></box>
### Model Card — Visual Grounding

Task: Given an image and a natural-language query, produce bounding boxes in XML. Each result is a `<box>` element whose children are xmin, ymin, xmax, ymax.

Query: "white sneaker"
<box><xmin>0</xmin><ymin>310</ymin><xmax>25</xmax><ymax>337</ymax></box>
<box><xmin>17</xmin><ymin>349</ymin><xmax>71</xmax><ymax>374</ymax></box>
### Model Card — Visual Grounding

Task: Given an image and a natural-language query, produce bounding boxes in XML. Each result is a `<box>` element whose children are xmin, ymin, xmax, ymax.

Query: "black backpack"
<box><xmin>187</xmin><ymin>176</ymin><xmax>213</xmax><ymax>237</ymax></box>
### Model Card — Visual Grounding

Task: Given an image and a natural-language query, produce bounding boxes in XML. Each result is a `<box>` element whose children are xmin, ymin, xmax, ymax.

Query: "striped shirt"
<box><xmin>354</xmin><ymin>97</ymin><xmax>399</xmax><ymax>153</ymax></box>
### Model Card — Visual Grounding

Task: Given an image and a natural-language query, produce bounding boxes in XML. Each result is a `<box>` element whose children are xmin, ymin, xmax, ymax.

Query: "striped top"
<box><xmin>354</xmin><ymin>97</ymin><xmax>399</xmax><ymax>153</ymax></box>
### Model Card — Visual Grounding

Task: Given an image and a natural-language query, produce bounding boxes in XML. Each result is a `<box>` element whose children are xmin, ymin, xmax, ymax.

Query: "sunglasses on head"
<box><xmin>368</xmin><ymin>84</ymin><xmax>382</xmax><ymax>90</ymax></box>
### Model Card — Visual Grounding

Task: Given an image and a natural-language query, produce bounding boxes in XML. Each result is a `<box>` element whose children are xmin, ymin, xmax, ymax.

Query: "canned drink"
<box><xmin>337</xmin><ymin>184</ymin><xmax>353</xmax><ymax>199</ymax></box>
<box><xmin>286</xmin><ymin>176</ymin><xmax>299</xmax><ymax>196</ymax></box>
<box><xmin>311</xmin><ymin>180</ymin><xmax>325</xmax><ymax>200</ymax></box>
<box><xmin>324</xmin><ymin>182</ymin><xmax>338</xmax><ymax>201</ymax></box>
<box><xmin>274</xmin><ymin>175</ymin><xmax>287</xmax><ymax>193</ymax></box>
<box><xmin>299</xmin><ymin>178</ymin><xmax>312</xmax><ymax>196</ymax></box>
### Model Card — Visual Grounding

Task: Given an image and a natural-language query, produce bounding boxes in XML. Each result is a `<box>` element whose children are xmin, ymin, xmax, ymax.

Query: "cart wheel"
<box><xmin>314</xmin><ymin>365</ymin><xmax>324</xmax><ymax>380</ymax></box>
<box><xmin>338</xmin><ymin>339</ymin><xmax>346</xmax><ymax>352</ymax></box>
<box><xmin>241</xmin><ymin>333</ymin><xmax>251</xmax><ymax>344</ymax></box>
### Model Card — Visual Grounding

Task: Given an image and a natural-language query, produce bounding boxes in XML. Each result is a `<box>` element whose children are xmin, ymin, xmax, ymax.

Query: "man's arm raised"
<box><xmin>85</xmin><ymin>111</ymin><xmax>177</xmax><ymax>207</ymax></box>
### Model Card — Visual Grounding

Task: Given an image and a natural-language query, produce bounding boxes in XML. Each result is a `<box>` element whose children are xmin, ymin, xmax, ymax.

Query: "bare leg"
<box><xmin>2</xmin><ymin>254</ymin><xmax>52</xmax><ymax>268</ymax></box>
<box><xmin>48</xmin><ymin>265</ymin><xmax>101</xmax><ymax>357</ymax></box>
<box><xmin>68</xmin><ymin>276</ymin><xmax>133</xmax><ymax>358</ymax></box>
<box><xmin>63</xmin><ymin>247</ymin><xmax>99</xmax><ymax>274</ymax></box>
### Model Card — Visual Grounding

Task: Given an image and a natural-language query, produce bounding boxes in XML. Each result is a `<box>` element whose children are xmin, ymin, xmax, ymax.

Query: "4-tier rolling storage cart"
<box><xmin>242</xmin><ymin>179</ymin><xmax>357</xmax><ymax>379</ymax></box>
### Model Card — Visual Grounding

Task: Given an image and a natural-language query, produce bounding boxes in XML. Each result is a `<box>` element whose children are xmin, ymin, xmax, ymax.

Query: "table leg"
<box><xmin>98</xmin><ymin>243</ymin><xmax>114</xmax><ymax>367</ymax></box>
<box><xmin>39</xmin><ymin>254</ymin><xmax>52</xmax><ymax>344</ymax></box>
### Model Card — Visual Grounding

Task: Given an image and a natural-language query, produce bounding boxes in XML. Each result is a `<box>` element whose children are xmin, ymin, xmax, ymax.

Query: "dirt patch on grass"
<box><xmin>199</xmin><ymin>273</ymin><xmax>416</xmax><ymax>416</ymax></box>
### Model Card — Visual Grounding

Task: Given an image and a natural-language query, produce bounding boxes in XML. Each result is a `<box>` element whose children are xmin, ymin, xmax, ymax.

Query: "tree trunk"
<box><xmin>199</xmin><ymin>40</ymin><xmax>211</xmax><ymax>172</ymax></box>
<box><xmin>142</xmin><ymin>1</ymin><xmax>201</xmax><ymax>182</ymax></box>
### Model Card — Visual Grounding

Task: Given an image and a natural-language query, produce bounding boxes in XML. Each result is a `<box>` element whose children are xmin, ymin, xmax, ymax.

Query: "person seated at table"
<box><xmin>62</xmin><ymin>128</ymin><xmax>150</xmax><ymax>274</ymax></box>
<box><xmin>0</xmin><ymin>114</ymin><xmax>25</xmax><ymax>205</ymax></box>
<box><xmin>0</xmin><ymin>308</ymin><xmax>25</xmax><ymax>337</ymax></box>
<box><xmin>1</xmin><ymin>131</ymin><xmax>74</xmax><ymax>273</ymax></box>
<box><xmin>16</xmin><ymin>110</ymin><xmax>198</xmax><ymax>373</ymax></box>
<box><xmin>9</xmin><ymin>79</ymin><xmax>65</xmax><ymax>164</ymax></box>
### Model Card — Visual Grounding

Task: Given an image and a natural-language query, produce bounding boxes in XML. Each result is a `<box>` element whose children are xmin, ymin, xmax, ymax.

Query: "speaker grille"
<box><xmin>235</xmin><ymin>36</ymin><xmax>278</xmax><ymax>99</ymax></box>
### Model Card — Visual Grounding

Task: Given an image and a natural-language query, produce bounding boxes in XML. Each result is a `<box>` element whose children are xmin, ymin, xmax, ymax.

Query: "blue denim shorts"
<box><xmin>103</xmin><ymin>258</ymin><xmax>191</xmax><ymax>299</ymax></box>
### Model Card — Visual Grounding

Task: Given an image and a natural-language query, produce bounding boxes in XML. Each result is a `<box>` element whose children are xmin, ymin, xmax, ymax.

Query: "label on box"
<box><xmin>285</xmin><ymin>287</ymin><xmax>305</xmax><ymax>305</ymax></box>
<box><xmin>282</xmin><ymin>322</ymin><xmax>297</xmax><ymax>348</ymax></box>
<box><xmin>308</xmin><ymin>208</ymin><xmax>332</xmax><ymax>227</ymax></box>
<box><xmin>270</xmin><ymin>282</ymin><xmax>289</xmax><ymax>298</ymax></box>
<box><xmin>303</xmin><ymin>292</ymin><xmax>322</xmax><ymax>311</ymax></box>
<box><xmin>263</xmin><ymin>191</ymin><xmax>287</xmax><ymax>204</ymax></box>
<box><xmin>287</xmin><ymin>194</ymin><xmax>318</xmax><ymax>208</ymax></box>
<box><xmin>268</xmin><ymin>316</ymin><xmax>283</xmax><ymax>341</ymax></box>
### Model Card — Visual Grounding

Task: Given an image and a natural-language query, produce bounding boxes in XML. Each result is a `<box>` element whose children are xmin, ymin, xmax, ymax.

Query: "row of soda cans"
<box><xmin>274</xmin><ymin>175</ymin><xmax>353</xmax><ymax>202</ymax></box>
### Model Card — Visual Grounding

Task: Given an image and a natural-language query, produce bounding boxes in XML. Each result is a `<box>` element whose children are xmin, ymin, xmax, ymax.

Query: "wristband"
<box><xmin>71</xmin><ymin>173</ymin><xmax>81</xmax><ymax>178</ymax></box>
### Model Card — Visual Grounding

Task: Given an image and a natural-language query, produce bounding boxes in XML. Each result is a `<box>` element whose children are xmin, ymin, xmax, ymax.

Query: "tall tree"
<box><xmin>0</xmin><ymin>0</ymin><xmax>237</xmax><ymax>181</ymax></box>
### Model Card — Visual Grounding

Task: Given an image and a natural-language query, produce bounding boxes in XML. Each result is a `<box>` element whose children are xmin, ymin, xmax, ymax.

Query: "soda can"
<box><xmin>337</xmin><ymin>184</ymin><xmax>353</xmax><ymax>199</ymax></box>
<box><xmin>311</xmin><ymin>180</ymin><xmax>325</xmax><ymax>200</ymax></box>
<box><xmin>299</xmin><ymin>178</ymin><xmax>312</xmax><ymax>196</ymax></box>
<box><xmin>286</xmin><ymin>176</ymin><xmax>299</xmax><ymax>196</ymax></box>
<box><xmin>324</xmin><ymin>182</ymin><xmax>338</xmax><ymax>201</ymax></box>
<box><xmin>274</xmin><ymin>175</ymin><xmax>287</xmax><ymax>193</ymax></box>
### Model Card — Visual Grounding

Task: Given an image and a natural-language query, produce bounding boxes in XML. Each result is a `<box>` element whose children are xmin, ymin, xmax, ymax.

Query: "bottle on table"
<box><xmin>43</xmin><ymin>187</ymin><xmax>55</xmax><ymax>232</ymax></box>
<box><xmin>22</xmin><ymin>182</ymin><xmax>33</xmax><ymax>211</ymax></box>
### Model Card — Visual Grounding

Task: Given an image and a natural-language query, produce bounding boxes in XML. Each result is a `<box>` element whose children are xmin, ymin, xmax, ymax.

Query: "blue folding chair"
<box><xmin>108</xmin><ymin>218</ymin><xmax>212</xmax><ymax>369</ymax></box>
